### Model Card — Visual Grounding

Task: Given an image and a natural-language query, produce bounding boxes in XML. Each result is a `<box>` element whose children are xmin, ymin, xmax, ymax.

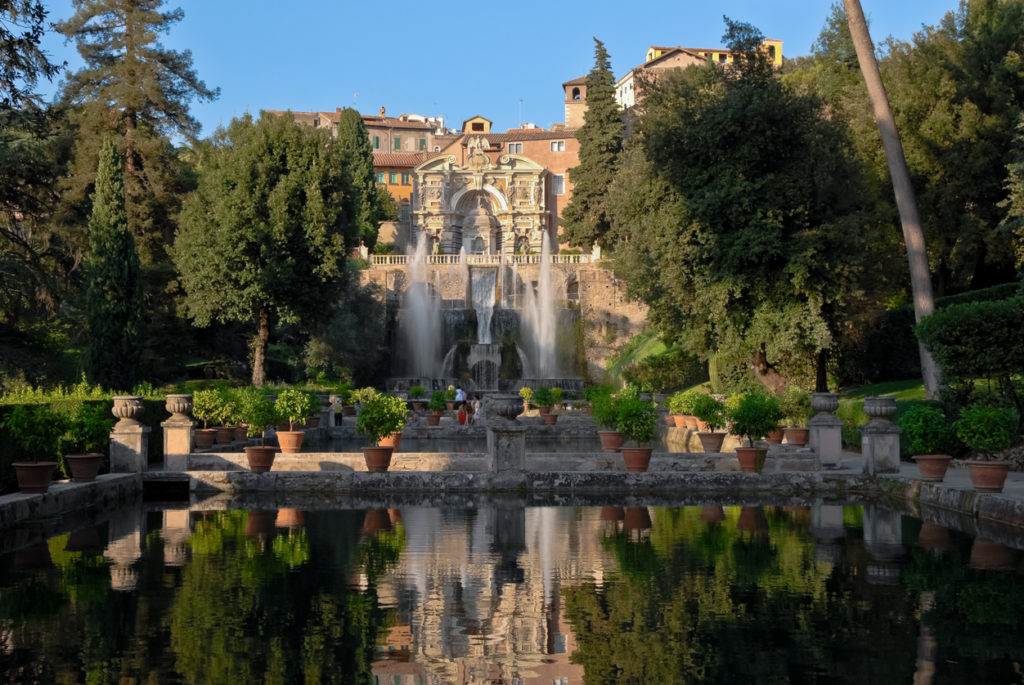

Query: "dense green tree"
<box><xmin>172</xmin><ymin>113</ymin><xmax>359</xmax><ymax>387</ymax></box>
<box><xmin>335</xmin><ymin>107</ymin><xmax>395</xmax><ymax>250</ymax></box>
<box><xmin>560</xmin><ymin>38</ymin><xmax>623</xmax><ymax>251</ymax></box>
<box><xmin>614</xmin><ymin>20</ymin><xmax>871</xmax><ymax>391</ymax></box>
<box><xmin>1000</xmin><ymin>115</ymin><xmax>1024</xmax><ymax>272</ymax></box>
<box><xmin>84</xmin><ymin>137</ymin><xmax>144</xmax><ymax>390</ymax></box>
<box><xmin>55</xmin><ymin>0</ymin><xmax>218</xmax><ymax>264</ymax></box>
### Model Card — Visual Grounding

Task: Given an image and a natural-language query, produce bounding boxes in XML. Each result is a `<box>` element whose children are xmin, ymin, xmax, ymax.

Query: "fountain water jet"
<box><xmin>523</xmin><ymin>233</ymin><xmax>558</xmax><ymax>378</ymax></box>
<box><xmin>399</xmin><ymin>236</ymin><xmax>441</xmax><ymax>377</ymax></box>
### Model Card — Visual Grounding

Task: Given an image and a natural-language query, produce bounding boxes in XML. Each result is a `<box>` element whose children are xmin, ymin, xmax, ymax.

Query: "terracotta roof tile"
<box><xmin>562</xmin><ymin>75</ymin><xmax>587</xmax><ymax>86</ymax></box>
<box><xmin>373</xmin><ymin>152</ymin><xmax>430</xmax><ymax>167</ymax></box>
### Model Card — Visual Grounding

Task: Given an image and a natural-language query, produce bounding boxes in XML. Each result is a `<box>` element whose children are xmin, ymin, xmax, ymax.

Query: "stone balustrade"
<box><xmin>369</xmin><ymin>253</ymin><xmax>593</xmax><ymax>267</ymax></box>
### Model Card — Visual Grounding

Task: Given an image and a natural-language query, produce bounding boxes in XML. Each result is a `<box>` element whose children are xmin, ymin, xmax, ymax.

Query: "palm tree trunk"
<box><xmin>843</xmin><ymin>0</ymin><xmax>943</xmax><ymax>398</ymax></box>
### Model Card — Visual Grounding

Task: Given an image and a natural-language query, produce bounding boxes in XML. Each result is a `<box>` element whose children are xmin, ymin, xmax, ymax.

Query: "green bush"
<box><xmin>621</xmin><ymin>346</ymin><xmax>707</xmax><ymax>393</ymax></box>
<box><xmin>591</xmin><ymin>389</ymin><xmax>619</xmax><ymax>430</ymax></box>
<box><xmin>237</xmin><ymin>388</ymin><xmax>278</xmax><ymax>441</ymax></box>
<box><xmin>429</xmin><ymin>390</ymin><xmax>446</xmax><ymax>412</ymax></box>
<box><xmin>954</xmin><ymin>404</ymin><xmax>1017</xmax><ymax>458</ymax></box>
<box><xmin>615</xmin><ymin>398</ymin><xmax>658</xmax><ymax>444</ymax></box>
<box><xmin>356</xmin><ymin>393</ymin><xmax>407</xmax><ymax>444</ymax></box>
<box><xmin>1</xmin><ymin>405</ymin><xmax>68</xmax><ymax>462</ymax></box>
<box><xmin>275</xmin><ymin>388</ymin><xmax>318</xmax><ymax>430</ymax></box>
<box><xmin>897</xmin><ymin>405</ymin><xmax>955</xmax><ymax>456</ymax></box>
<box><xmin>519</xmin><ymin>386</ymin><xmax>534</xmax><ymax>403</ymax></box>
<box><xmin>191</xmin><ymin>389</ymin><xmax>219</xmax><ymax>429</ymax></box>
<box><xmin>63</xmin><ymin>403</ymin><xmax>114</xmax><ymax>454</ymax></box>
<box><xmin>691</xmin><ymin>394</ymin><xmax>725</xmax><ymax>431</ymax></box>
<box><xmin>350</xmin><ymin>386</ymin><xmax>378</xmax><ymax>405</ymax></box>
<box><xmin>533</xmin><ymin>386</ymin><xmax>553</xmax><ymax>408</ymax></box>
<box><xmin>668</xmin><ymin>390</ymin><xmax>702</xmax><ymax>415</ymax></box>
<box><xmin>551</xmin><ymin>388</ymin><xmax>564</xmax><ymax>406</ymax></box>
<box><xmin>408</xmin><ymin>385</ymin><xmax>426</xmax><ymax>399</ymax></box>
<box><xmin>444</xmin><ymin>385</ymin><xmax>456</xmax><ymax>401</ymax></box>
<box><xmin>728</xmin><ymin>393</ymin><xmax>784</xmax><ymax>446</ymax></box>
<box><xmin>778</xmin><ymin>386</ymin><xmax>812</xmax><ymax>428</ymax></box>
<box><xmin>915</xmin><ymin>296</ymin><xmax>1024</xmax><ymax>381</ymax></box>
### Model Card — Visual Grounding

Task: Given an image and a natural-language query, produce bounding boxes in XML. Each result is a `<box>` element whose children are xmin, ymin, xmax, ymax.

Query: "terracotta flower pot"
<box><xmin>969</xmin><ymin>538</ymin><xmax>1016</xmax><ymax>570</ymax></box>
<box><xmin>13</xmin><ymin>462</ymin><xmax>56</xmax><ymax>494</ymax></box>
<box><xmin>65</xmin><ymin>453</ymin><xmax>103</xmax><ymax>482</ymax></box>
<box><xmin>215</xmin><ymin>426</ymin><xmax>235</xmax><ymax>444</ymax></box>
<box><xmin>600</xmin><ymin>506</ymin><xmax>625</xmax><ymax>521</ymax></box>
<box><xmin>738</xmin><ymin>506</ymin><xmax>768</xmax><ymax>533</ymax></box>
<box><xmin>362</xmin><ymin>508</ymin><xmax>392</xmax><ymax>534</ymax></box>
<box><xmin>735</xmin><ymin>446</ymin><xmax>768</xmax><ymax>474</ymax></box>
<box><xmin>363</xmin><ymin>445</ymin><xmax>394</xmax><ymax>472</ymax></box>
<box><xmin>233</xmin><ymin>425</ymin><xmax>249</xmax><ymax>442</ymax></box>
<box><xmin>244</xmin><ymin>446</ymin><xmax>278</xmax><ymax>472</ymax></box>
<box><xmin>684</xmin><ymin>415</ymin><xmax>698</xmax><ymax>430</ymax></box>
<box><xmin>695</xmin><ymin>419</ymin><xmax>711</xmax><ymax>432</ymax></box>
<box><xmin>697</xmin><ymin>432</ymin><xmax>725</xmax><ymax>453</ymax></box>
<box><xmin>766</xmin><ymin>428</ymin><xmax>784</xmax><ymax>444</ymax></box>
<box><xmin>445</xmin><ymin>401</ymin><xmax>455</xmax><ymax>411</ymax></box>
<box><xmin>377</xmin><ymin>431</ymin><xmax>402</xmax><ymax>451</ymax></box>
<box><xmin>539</xmin><ymin>406</ymin><xmax>551</xmax><ymax>416</ymax></box>
<box><xmin>783</xmin><ymin>427</ymin><xmax>809</xmax><ymax>446</ymax></box>
<box><xmin>194</xmin><ymin>428</ymin><xmax>217</xmax><ymax>449</ymax></box>
<box><xmin>700</xmin><ymin>506</ymin><xmax>725</xmax><ymax>523</ymax></box>
<box><xmin>543</xmin><ymin>413</ymin><xmax>558</xmax><ymax>425</ymax></box>
<box><xmin>917</xmin><ymin>522</ymin><xmax>951</xmax><ymax>554</ymax></box>
<box><xmin>671</xmin><ymin>414</ymin><xmax>686</xmax><ymax>428</ymax></box>
<box><xmin>275</xmin><ymin>508</ymin><xmax>304</xmax><ymax>529</ymax></box>
<box><xmin>277</xmin><ymin>430</ymin><xmax>304</xmax><ymax>453</ymax></box>
<box><xmin>912</xmin><ymin>454</ymin><xmax>952</xmax><ymax>482</ymax></box>
<box><xmin>622</xmin><ymin>507</ymin><xmax>652</xmax><ymax>532</ymax></box>
<box><xmin>966</xmin><ymin>460</ymin><xmax>1010</xmax><ymax>493</ymax></box>
<box><xmin>597</xmin><ymin>430</ymin><xmax>624</xmax><ymax>452</ymax></box>
<box><xmin>245</xmin><ymin>509</ymin><xmax>277</xmax><ymax>540</ymax></box>
<box><xmin>426</xmin><ymin>412</ymin><xmax>441</xmax><ymax>426</ymax></box>
<box><xmin>411</xmin><ymin>401</ymin><xmax>424</xmax><ymax>411</ymax></box>
<box><xmin>621</xmin><ymin>446</ymin><xmax>653</xmax><ymax>472</ymax></box>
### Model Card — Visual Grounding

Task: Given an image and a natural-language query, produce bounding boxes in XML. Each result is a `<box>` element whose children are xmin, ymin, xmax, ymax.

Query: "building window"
<box><xmin>508</xmin><ymin>142</ymin><xmax>522</xmax><ymax>154</ymax></box>
<box><xmin>400</xmin><ymin>203</ymin><xmax>411</xmax><ymax>223</ymax></box>
<box><xmin>768</xmin><ymin>45</ymin><xmax>776</xmax><ymax>61</ymax></box>
<box><xmin>389</xmin><ymin>172</ymin><xmax>398</xmax><ymax>184</ymax></box>
<box><xmin>376</xmin><ymin>172</ymin><xmax>386</xmax><ymax>183</ymax></box>
<box><xmin>401</xmin><ymin>172</ymin><xmax>410</xmax><ymax>185</ymax></box>
<box><xmin>418</xmin><ymin>138</ymin><xmax>426</xmax><ymax>150</ymax></box>
<box><xmin>471</xmin><ymin>122</ymin><xmax>484</xmax><ymax>131</ymax></box>
<box><xmin>550</xmin><ymin>140</ymin><xmax>565</xmax><ymax>152</ymax></box>
<box><xmin>719</xmin><ymin>53</ymin><xmax>727</xmax><ymax>63</ymax></box>
<box><xmin>434</xmin><ymin>146</ymin><xmax>440</xmax><ymax>152</ymax></box>
<box><xmin>314</xmin><ymin>117</ymin><xmax>320</xmax><ymax>127</ymax></box>
<box><xmin>393</xmin><ymin>136</ymin><xmax>401</xmax><ymax>150</ymax></box>
<box><xmin>552</xmin><ymin>174</ymin><xmax>565</xmax><ymax>195</ymax></box>
<box><xmin>572</xmin><ymin>87</ymin><xmax>581</xmax><ymax>100</ymax></box>
<box><xmin>372</xmin><ymin>135</ymin><xmax>380</xmax><ymax>149</ymax></box>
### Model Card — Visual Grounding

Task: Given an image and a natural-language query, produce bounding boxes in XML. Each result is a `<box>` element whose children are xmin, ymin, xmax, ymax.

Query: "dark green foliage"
<box><xmin>63</xmin><ymin>402</ymin><xmax>113</xmax><ymax>454</ymax></box>
<box><xmin>691</xmin><ymin>394</ymin><xmax>725</xmax><ymax>431</ymax></box>
<box><xmin>897</xmin><ymin>405</ymin><xmax>955</xmax><ymax>456</ymax></box>
<box><xmin>532</xmin><ymin>386</ymin><xmax>553</xmax><ymax>408</ymax></box>
<box><xmin>0</xmin><ymin>403</ymin><xmax>67</xmax><ymax>461</ymax></box>
<box><xmin>84</xmin><ymin>138</ymin><xmax>144</xmax><ymax>391</ymax></box>
<box><xmin>355</xmin><ymin>392</ymin><xmax>406</xmax><ymax>443</ymax></box>
<box><xmin>1000</xmin><ymin>115</ymin><xmax>1024</xmax><ymax>271</ymax></box>
<box><xmin>236</xmin><ymin>387</ymin><xmax>277</xmax><ymax>441</ymax></box>
<box><xmin>621</xmin><ymin>346</ymin><xmax>707</xmax><ymax>393</ymax></box>
<box><xmin>615</xmin><ymin>397</ymin><xmax>658</xmax><ymax>444</ymax></box>
<box><xmin>173</xmin><ymin>113</ymin><xmax>359</xmax><ymax>386</ymax></box>
<box><xmin>334</xmin><ymin>107</ymin><xmax>395</xmax><ymax>249</ymax></box>
<box><xmin>0</xmin><ymin>1</ymin><xmax>62</xmax><ymax>108</ymax></box>
<box><xmin>560</xmin><ymin>38</ymin><xmax>623</xmax><ymax>250</ymax></box>
<box><xmin>589</xmin><ymin>387</ymin><xmax>618</xmax><ymax>429</ymax></box>
<box><xmin>954</xmin><ymin>403</ymin><xmax>1017</xmax><ymax>456</ymax></box>
<box><xmin>728</xmin><ymin>393</ymin><xmax>784</xmax><ymax>445</ymax></box>
<box><xmin>428</xmin><ymin>390</ymin><xmax>445</xmax><ymax>412</ymax></box>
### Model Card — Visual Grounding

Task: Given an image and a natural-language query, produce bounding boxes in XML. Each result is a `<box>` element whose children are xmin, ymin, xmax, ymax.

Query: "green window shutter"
<box><xmin>389</xmin><ymin>172</ymin><xmax>398</xmax><ymax>184</ymax></box>
<box><xmin>376</xmin><ymin>172</ymin><xmax>386</xmax><ymax>183</ymax></box>
<box><xmin>402</xmin><ymin>173</ymin><xmax>410</xmax><ymax>184</ymax></box>
<box><xmin>372</xmin><ymin>135</ymin><xmax>379</xmax><ymax>149</ymax></box>
<box><xmin>394</xmin><ymin>136</ymin><xmax>401</xmax><ymax>150</ymax></box>
<box><xmin>419</xmin><ymin>138</ymin><xmax>426</xmax><ymax>150</ymax></box>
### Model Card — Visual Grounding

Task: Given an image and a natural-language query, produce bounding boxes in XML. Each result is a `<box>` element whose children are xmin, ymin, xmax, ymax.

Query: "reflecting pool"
<box><xmin>1</xmin><ymin>503</ymin><xmax>1022</xmax><ymax>683</ymax></box>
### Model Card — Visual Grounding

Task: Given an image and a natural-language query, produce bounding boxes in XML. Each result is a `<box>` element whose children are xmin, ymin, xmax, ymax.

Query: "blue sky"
<box><xmin>37</xmin><ymin>0</ymin><xmax>961</xmax><ymax>138</ymax></box>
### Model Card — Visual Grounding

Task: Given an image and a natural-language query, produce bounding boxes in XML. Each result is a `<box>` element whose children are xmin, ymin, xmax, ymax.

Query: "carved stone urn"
<box><xmin>112</xmin><ymin>396</ymin><xmax>145</xmax><ymax>429</ymax></box>
<box><xmin>811</xmin><ymin>392</ymin><xmax>839</xmax><ymax>416</ymax></box>
<box><xmin>486</xmin><ymin>394</ymin><xmax>524</xmax><ymax>425</ymax></box>
<box><xmin>165</xmin><ymin>394</ymin><xmax>193</xmax><ymax>424</ymax></box>
<box><xmin>863</xmin><ymin>396</ymin><xmax>897</xmax><ymax>423</ymax></box>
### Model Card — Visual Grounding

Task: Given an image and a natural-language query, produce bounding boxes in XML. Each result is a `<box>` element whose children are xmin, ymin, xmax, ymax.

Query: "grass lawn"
<box><xmin>839</xmin><ymin>378</ymin><xmax>927</xmax><ymax>401</ymax></box>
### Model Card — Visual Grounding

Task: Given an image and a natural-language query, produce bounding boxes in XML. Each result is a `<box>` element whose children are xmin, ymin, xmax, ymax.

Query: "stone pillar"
<box><xmin>109</xmin><ymin>395</ymin><xmax>150</xmax><ymax>474</ymax></box>
<box><xmin>808</xmin><ymin>392</ymin><xmax>843</xmax><ymax>468</ymax></box>
<box><xmin>485</xmin><ymin>394</ymin><xmax>526</xmax><ymax>472</ymax></box>
<box><xmin>162</xmin><ymin>394</ymin><xmax>194</xmax><ymax>472</ymax></box>
<box><xmin>860</xmin><ymin>396</ymin><xmax>901</xmax><ymax>475</ymax></box>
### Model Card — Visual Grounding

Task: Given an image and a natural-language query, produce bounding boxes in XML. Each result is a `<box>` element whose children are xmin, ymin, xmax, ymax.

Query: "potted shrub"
<box><xmin>519</xmin><ymin>386</ymin><xmax>534</xmax><ymax>411</ymax></box>
<box><xmin>533</xmin><ymin>386</ymin><xmax>556</xmax><ymax>422</ymax></box>
<box><xmin>275</xmin><ymin>388</ymin><xmax>318</xmax><ymax>453</ymax></box>
<box><xmin>591</xmin><ymin>389</ymin><xmax>623</xmax><ymax>452</ymax></box>
<box><xmin>779</xmin><ymin>386</ymin><xmax>812</xmax><ymax>446</ymax></box>
<box><xmin>356</xmin><ymin>393</ymin><xmax>408</xmax><ymax>472</ymax></box>
<box><xmin>2</xmin><ymin>405</ymin><xmax>68</xmax><ymax>493</ymax></box>
<box><xmin>444</xmin><ymin>385</ymin><xmax>457</xmax><ymax>410</ymax></box>
<box><xmin>408</xmin><ymin>385</ymin><xmax>426</xmax><ymax>410</ymax></box>
<box><xmin>954</xmin><ymin>403</ymin><xmax>1017</xmax><ymax>493</ymax></box>
<box><xmin>728</xmin><ymin>393</ymin><xmax>784</xmax><ymax>473</ymax></box>
<box><xmin>427</xmin><ymin>390</ymin><xmax>445</xmax><ymax>426</ymax></box>
<box><xmin>237</xmin><ymin>387</ymin><xmax>280</xmax><ymax>472</ymax></box>
<box><xmin>213</xmin><ymin>387</ymin><xmax>239</xmax><ymax>444</ymax></box>
<box><xmin>897</xmin><ymin>405</ymin><xmax>954</xmax><ymax>482</ymax></box>
<box><xmin>677</xmin><ymin>390</ymin><xmax>702</xmax><ymax>430</ymax></box>
<box><xmin>692</xmin><ymin>394</ymin><xmax>726</xmax><ymax>453</ymax></box>
<box><xmin>615</xmin><ymin>397</ymin><xmax>659</xmax><ymax>472</ymax></box>
<box><xmin>667</xmin><ymin>391</ymin><xmax>688</xmax><ymax>427</ymax></box>
<box><xmin>191</xmin><ymin>388</ymin><xmax>220</xmax><ymax>449</ymax></box>
<box><xmin>62</xmin><ymin>403</ymin><xmax>114</xmax><ymax>482</ymax></box>
<box><xmin>551</xmin><ymin>387</ymin><xmax>564</xmax><ymax>410</ymax></box>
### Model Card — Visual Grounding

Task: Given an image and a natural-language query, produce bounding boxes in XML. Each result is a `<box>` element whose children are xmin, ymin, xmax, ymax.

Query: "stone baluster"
<box><xmin>808</xmin><ymin>392</ymin><xmax>843</xmax><ymax>468</ymax></box>
<box><xmin>860</xmin><ymin>396</ymin><xmax>901</xmax><ymax>475</ymax></box>
<box><xmin>109</xmin><ymin>396</ymin><xmax>149</xmax><ymax>473</ymax></box>
<box><xmin>162</xmin><ymin>394</ymin><xmax>194</xmax><ymax>472</ymax></box>
<box><xmin>485</xmin><ymin>393</ymin><xmax>526</xmax><ymax>473</ymax></box>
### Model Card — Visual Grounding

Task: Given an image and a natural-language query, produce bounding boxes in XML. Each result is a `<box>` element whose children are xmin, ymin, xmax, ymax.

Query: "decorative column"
<box><xmin>485</xmin><ymin>394</ymin><xmax>526</xmax><ymax>472</ymax></box>
<box><xmin>808</xmin><ymin>392</ymin><xmax>843</xmax><ymax>468</ymax></box>
<box><xmin>860</xmin><ymin>396</ymin><xmax>901</xmax><ymax>475</ymax></box>
<box><xmin>109</xmin><ymin>395</ymin><xmax>149</xmax><ymax>473</ymax></box>
<box><xmin>162</xmin><ymin>394</ymin><xmax>193</xmax><ymax>472</ymax></box>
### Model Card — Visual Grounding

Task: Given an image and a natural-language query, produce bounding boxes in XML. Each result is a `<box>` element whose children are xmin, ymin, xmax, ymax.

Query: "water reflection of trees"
<box><xmin>564</xmin><ymin>506</ymin><xmax>926</xmax><ymax>683</ymax></box>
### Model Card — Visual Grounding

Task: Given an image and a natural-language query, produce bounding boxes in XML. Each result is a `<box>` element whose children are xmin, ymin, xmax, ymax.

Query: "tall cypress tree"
<box><xmin>335</xmin><ymin>107</ymin><xmax>395</xmax><ymax>250</ymax></box>
<box><xmin>85</xmin><ymin>137</ymin><xmax>144</xmax><ymax>390</ymax></box>
<box><xmin>560</xmin><ymin>38</ymin><xmax>623</xmax><ymax>251</ymax></box>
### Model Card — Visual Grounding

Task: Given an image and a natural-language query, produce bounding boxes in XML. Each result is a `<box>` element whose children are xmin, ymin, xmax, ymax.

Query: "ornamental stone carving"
<box><xmin>165</xmin><ymin>394</ymin><xmax>193</xmax><ymax>423</ymax></box>
<box><xmin>112</xmin><ymin>395</ymin><xmax>145</xmax><ymax>428</ymax></box>
<box><xmin>863</xmin><ymin>396</ymin><xmax>897</xmax><ymax>422</ymax></box>
<box><xmin>810</xmin><ymin>392</ymin><xmax>839</xmax><ymax>416</ymax></box>
<box><xmin>486</xmin><ymin>393</ymin><xmax>524</xmax><ymax>425</ymax></box>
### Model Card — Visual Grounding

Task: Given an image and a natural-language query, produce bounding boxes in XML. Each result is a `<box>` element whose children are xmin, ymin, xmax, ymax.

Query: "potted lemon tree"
<box><xmin>955</xmin><ymin>403</ymin><xmax>1017</xmax><ymax>493</ymax></box>
<box><xmin>591</xmin><ymin>388</ymin><xmax>623</xmax><ymax>452</ymax></box>
<box><xmin>62</xmin><ymin>403</ymin><xmax>114</xmax><ymax>482</ymax></box>
<box><xmin>427</xmin><ymin>390</ymin><xmax>445</xmax><ymax>425</ymax></box>
<box><xmin>357</xmin><ymin>393</ymin><xmax>408</xmax><ymax>472</ymax></box>
<box><xmin>275</xmin><ymin>388</ymin><xmax>318</xmax><ymax>453</ymax></box>
<box><xmin>779</xmin><ymin>386</ymin><xmax>812</xmax><ymax>446</ymax></box>
<box><xmin>191</xmin><ymin>388</ymin><xmax>220</xmax><ymax>449</ymax></box>
<box><xmin>728</xmin><ymin>393</ymin><xmax>784</xmax><ymax>473</ymax></box>
<box><xmin>238</xmin><ymin>387</ymin><xmax>280</xmax><ymax>472</ymax></box>
<box><xmin>615</xmin><ymin>397</ymin><xmax>659</xmax><ymax>472</ymax></box>
<box><xmin>3</xmin><ymin>405</ymin><xmax>68</xmax><ymax>493</ymax></box>
<box><xmin>692</xmin><ymin>394</ymin><xmax>727</xmax><ymax>453</ymax></box>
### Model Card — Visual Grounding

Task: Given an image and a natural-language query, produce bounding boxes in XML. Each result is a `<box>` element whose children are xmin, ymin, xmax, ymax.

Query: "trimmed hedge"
<box><xmin>837</xmin><ymin>282</ymin><xmax>1022</xmax><ymax>385</ymax></box>
<box><xmin>914</xmin><ymin>296</ymin><xmax>1024</xmax><ymax>380</ymax></box>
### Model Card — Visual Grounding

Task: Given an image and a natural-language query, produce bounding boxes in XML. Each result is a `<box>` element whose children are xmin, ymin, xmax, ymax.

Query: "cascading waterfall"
<box><xmin>470</xmin><ymin>268</ymin><xmax>497</xmax><ymax>344</ymax></box>
<box><xmin>523</xmin><ymin>233</ymin><xmax>558</xmax><ymax>378</ymax></box>
<box><xmin>400</xmin><ymin>236</ymin><xmax>440</xmax><ymax>377</ymax></box>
